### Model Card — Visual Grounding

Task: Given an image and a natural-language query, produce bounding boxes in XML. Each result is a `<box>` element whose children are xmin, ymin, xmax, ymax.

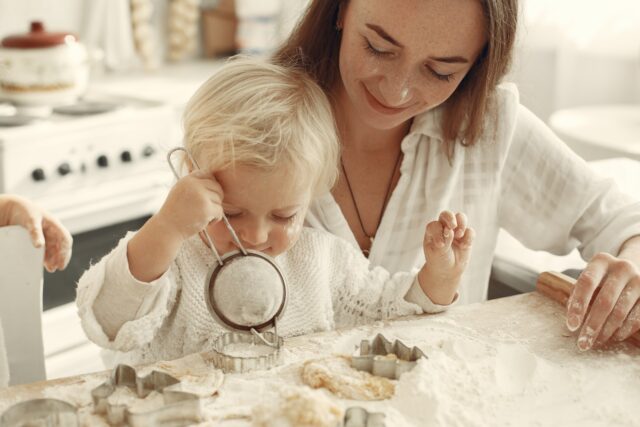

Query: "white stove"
<box><xmin>0</xmin><ymin>94</ymin><xmax>176</xmax><ymax>234</ymax></box>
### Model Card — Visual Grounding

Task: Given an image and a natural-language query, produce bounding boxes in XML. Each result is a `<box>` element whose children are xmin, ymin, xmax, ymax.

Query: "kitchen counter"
<box><xmin>90</xmin><ymin>60</ymin><xmax>225</xmax><ymax>108</ymax></box>
<box><xmin>550</xmin><ymin>104</ymin><xmax>640</xmax><ymax>161</ymax></box>
<box><xmin>1</xmin><ymin>290</ymin><xmax>638</xmax><ymax>426</ymax></box>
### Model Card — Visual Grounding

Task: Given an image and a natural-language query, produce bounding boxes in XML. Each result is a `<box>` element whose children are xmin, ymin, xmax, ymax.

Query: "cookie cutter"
<box><xmin>0</xmin><ymin>398</ymin><xmax>78</xmax><ymax>427</ymax></box>
<box><xmin>351</xmin><ymin>334</ymin><xmax>426</xmax><ymax>379</ymax></box>
<box><xmin>91</xmin><ymin>364</ymin><xmax>202</xmax><ymax>426</ymax></box>
<box><xmin>343</xmin><ymin>406</ymin><xmax>386</xmax><ymax>427</ymax></box>
<box><xmin>211</xmin><ymin>330</ymin><xmax>284</xmax><ymax>373</ymax></box>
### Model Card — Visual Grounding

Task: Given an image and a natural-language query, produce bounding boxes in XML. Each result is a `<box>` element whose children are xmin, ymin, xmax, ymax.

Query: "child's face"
<box><xmin>206</xmin><ymin>164</ymin><xmax>312</xmax><ymax>258</ymax></box>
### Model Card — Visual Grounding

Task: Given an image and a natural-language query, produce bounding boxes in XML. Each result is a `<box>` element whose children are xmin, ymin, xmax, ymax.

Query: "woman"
<box><xmin>273</xmin><ymin>0</ymin><xmax>640</xmax><ymax>351</ymax></box>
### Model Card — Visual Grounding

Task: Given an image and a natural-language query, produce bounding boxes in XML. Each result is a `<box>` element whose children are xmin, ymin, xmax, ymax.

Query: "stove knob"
<box><xmin>58</xmin><ymin>163</ymin><xmax>72</xmax><ymax>176</ymax></box>
<box><xmin>32</xmin><ymin>168</ymin><xmax>46</xmax><ymax>182</ymax></box>
<box><xmin>121</xmin><ymin>150</ymin><xmax>132</xmax><ymax>163</ymax></box>
<box><xmin>97</xmin><ymin>155</ymin><xmax>109</xmax><ymax>168</ymax></box>
<box><xmin>142</xmin><ymin>145</ymin><xmax>155</xmax><ymax>158</ymax></box>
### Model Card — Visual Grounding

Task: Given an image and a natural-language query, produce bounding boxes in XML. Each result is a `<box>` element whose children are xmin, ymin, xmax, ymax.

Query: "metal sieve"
<box><xmin>167</xmin><ymin>147</ymin><xmax>287</xmax><ymax>350</ymax></box>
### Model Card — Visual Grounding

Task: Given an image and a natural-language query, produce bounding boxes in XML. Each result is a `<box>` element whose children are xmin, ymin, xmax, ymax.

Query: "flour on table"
<box><xmin>149</xmin><ymin>353</ymin><xmax>224</xmax><ymax>397</ymax></box>
<box><xmin>391</xmin><ymin>337</ymin><xmax>640</xmax><ymax>427</ymax></box>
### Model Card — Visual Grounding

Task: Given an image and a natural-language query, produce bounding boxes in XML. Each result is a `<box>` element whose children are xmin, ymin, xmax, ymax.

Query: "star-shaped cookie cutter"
<box><xmin>344</xmin><ymin>406</ymin><xmax>386</xmax><ymax>427</ymax></box>
<box><xmin>351</xmin><ymin>333</ymin><xmax>426</xmax><ymax>379</ymax></box>
<box><xmin>91</xmin><ymin>364</ymin><xmax>202</xmax><ymax>426</ymax></box>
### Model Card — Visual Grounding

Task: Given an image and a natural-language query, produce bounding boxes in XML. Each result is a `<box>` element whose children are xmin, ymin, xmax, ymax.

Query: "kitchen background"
<box><xmin>0</xmin><ymin>0</ymin><xmax>639</xmax><ymax>381</ymax></box>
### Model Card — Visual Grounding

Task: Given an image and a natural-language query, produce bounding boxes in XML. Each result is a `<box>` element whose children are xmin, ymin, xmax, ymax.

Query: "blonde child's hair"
<box><xmin>182</xmin><ymin>56</ymin><xmax>339</xmax><ymax>195</ymax></box>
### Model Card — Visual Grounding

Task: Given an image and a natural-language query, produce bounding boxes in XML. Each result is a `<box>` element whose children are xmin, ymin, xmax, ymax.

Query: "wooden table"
<box><xmin>1</xmin><ymin>292</ymin><xmax>638</xmax><ymax>425</ymax></box>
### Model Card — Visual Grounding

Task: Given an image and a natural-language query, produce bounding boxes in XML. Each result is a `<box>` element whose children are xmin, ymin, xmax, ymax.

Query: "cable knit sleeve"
<box><xmin>76</xmin><ymin>232</ymin><xmax>180</xmax><ymax>352</ymax></box>
<box><xmin>308</xmin><ymin>230</ymin><xmax>425</xmax><ymax>329</ymax></box>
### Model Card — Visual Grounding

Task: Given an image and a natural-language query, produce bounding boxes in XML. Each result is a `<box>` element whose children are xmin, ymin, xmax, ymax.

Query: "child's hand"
<box><xmin>423</xmin><ymin>211</ymin><xmax>475</xmax><ymax>276</ymax></box>
<box><xmin>0</xmin><ymin>195</ymin><xmax>72</xmax><ymax>272</ymax></box>
<box><xmin>418</xmin><ymin>211</ymin><xmax>475</xmax><ymax>305</ymax></box>
<box><xmin>155</xmin><ymin>170</ymin><xmax>224</xmax><ymax>241</ymax></box>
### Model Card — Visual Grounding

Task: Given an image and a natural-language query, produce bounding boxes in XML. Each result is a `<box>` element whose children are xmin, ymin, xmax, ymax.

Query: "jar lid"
<box><xmin>1</xmin><ymin>21</ymin><xmax>78</xmax><ymax>48</ymax></box>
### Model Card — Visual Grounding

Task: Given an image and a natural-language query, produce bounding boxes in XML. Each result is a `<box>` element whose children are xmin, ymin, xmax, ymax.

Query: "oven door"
<box><xmin>43</xmin><ymin>215</ymin><xmax>150</xmax><ymax>310</ymax></box>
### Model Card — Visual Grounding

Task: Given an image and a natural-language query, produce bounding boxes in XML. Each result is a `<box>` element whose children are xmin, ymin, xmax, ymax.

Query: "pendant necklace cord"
<box><xmin>340</xmin><ymin>149</ymin><xmax>402</xmax><ymax>252</ymax></box>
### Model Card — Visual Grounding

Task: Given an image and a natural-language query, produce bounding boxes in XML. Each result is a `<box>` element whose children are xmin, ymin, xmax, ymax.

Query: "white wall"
<box><xmin>0</xmin><ymin>0</ymin><xmax>84</xmax><ymax>38</ymax></box>
<box><xmin>510</xmin><ymin>0</ymin><xmax>640</xmax><ymax>122</ymax></box>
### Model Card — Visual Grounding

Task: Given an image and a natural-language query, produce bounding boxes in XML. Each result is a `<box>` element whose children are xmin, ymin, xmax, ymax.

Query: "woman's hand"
<box><xmin>418</xmin><ymin>211</ymin><xmax>475</xmax><ymax>305</ymax></box>
<box><xmin>155</xmin><ymin>170</ymin><xmax>224</xmax><ymax>242</ymax></box>
<box><xmin>566</xmin><ymin>235</ymin><xmax>640</xmax><ymax>350</ymax></box>
<box><xmin>0</xmin><ymin>194</ymin><xmax>72</xmax><ymax>272</ymax></box>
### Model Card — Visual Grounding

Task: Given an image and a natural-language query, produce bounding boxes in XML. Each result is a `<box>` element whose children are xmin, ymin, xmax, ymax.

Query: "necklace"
<box><xmin>340</xmin><ymin>150</ymin><xmax>402</xmax><ymax>257</ymax></box>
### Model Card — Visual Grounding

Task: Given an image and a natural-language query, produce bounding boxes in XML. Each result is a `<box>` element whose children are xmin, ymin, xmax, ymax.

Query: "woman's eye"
<box><xmin>364</xmin><ymin>39</ymin><xmax>392</xmax><ymax>58</ymax></box>
<box><xmin>224</xmin><ymin>211</ymin><xmax>241</xmax><ymax>218</ymax></box>
<box><xmin>427</xmin><ymin>67</ymin><xmax>454</xmax><ymax>82</ymax></box>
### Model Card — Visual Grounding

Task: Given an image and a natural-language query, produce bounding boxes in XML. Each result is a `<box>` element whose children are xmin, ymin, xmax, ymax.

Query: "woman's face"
<box><xmin>337</xmin><ymin>0</ymin><xmax>487</xmax><ymax>130</ymax></box>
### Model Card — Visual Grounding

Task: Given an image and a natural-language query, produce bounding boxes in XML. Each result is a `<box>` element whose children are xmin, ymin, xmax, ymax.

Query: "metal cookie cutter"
<box><xmin>351</xmin><ymin>334</ymin><xmax>426</xmax><ymax>379</ymax></box>
<box><xmin>343</xmin><ymin>407</ymin><xmax>386</xmax><ymax>427</ymax></box>
<box><xmin>211</xmin><ymin>330</ymin><xmax>284</xmax><ymax>373</ymax></box>
<box><xmin>91</xmin><ymin>364</ymin><xmax>202</xmax><ymax>426</ymax></box>
<box><xmin>167</xmin><ymin>147</ymin><xmax>288</xmax><ymax>373</ymax></box>
<box><xmin>0</xmin><ymin>398</ymin><xmax>78</xmax><ymax>427</ymax></box>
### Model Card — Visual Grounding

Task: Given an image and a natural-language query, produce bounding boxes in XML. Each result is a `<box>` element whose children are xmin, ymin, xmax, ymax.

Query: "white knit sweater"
<box><xmin>77</xmin><ymin>228</ymin><xmax>446</xmax><ymax>366</ymax></box>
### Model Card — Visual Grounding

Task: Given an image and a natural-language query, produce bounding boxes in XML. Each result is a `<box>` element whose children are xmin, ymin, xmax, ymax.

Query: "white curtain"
<box><xmin>511</xmin><ymin>0</ymin><xmax>640</xmax><ymax>121</ymax></box>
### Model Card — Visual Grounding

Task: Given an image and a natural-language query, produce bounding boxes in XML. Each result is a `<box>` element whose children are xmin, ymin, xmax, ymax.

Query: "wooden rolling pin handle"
<box><xmin>536</xmin><ymin>271</ymin><xmax>640</xmax><ymax>347</ymax></box>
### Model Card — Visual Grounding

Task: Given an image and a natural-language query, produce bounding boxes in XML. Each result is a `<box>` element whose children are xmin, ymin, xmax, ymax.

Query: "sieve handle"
<box><xmin>166</xmin><ymin>147</ymin><xmax>248</xmax><ymax>265</ymax></box>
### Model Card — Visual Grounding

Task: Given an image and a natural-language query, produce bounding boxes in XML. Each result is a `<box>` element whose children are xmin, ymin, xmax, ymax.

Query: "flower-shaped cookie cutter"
<box><xmin>351</xmin><ymin>333</ymin><xmax>426</xmax><ymax>380</ymax></box>
<box><xmin>91</xmin><ymin>364</ymin><xmax>202</xmax><ymax>426</ymax></box>
<box><xmin>211</xmin><ymin>330</ymin><xmax>284</xmax><ymax>373</ymax></box>
<box><xmin>344</xmin><ymin>406</ymin><xmax>386</xmax><ymax>427</ymax></box>
<box><xmin>0</xmin><ymin>398</ymin><xmax>78</xmax><ymax>427</ymax></box>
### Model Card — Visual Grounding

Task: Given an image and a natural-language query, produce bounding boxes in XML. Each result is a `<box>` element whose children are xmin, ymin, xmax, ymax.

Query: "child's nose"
<box><xmin>238</xmin><ymin>220</ymin><xmax>269</xmax><ymax>249</ymax></box>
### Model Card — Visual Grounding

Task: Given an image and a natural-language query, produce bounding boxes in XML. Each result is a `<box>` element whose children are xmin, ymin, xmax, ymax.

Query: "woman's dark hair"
<box><xmin>273</xmin><ymin>0</ymin><xmax>519</xmax><ymax>150</ymax></box>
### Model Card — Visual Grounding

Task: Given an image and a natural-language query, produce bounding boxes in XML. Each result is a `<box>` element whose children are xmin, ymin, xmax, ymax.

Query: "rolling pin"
<box><xmin>536</xmin><ymin>271</ymin><xmax>640</xmax><ymax>347</ymax></box>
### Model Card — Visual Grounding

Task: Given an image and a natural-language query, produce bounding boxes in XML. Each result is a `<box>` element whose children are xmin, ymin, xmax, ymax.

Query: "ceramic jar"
<box><xmin>0</xmin><ymin>21</ymin><xmax>90</xmax><ymax>106</ymax></box>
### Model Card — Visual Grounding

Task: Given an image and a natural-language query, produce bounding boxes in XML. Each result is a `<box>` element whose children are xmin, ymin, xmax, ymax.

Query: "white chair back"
<box><xmin>0</xmin><ymin>225</ymin><xmax>46</xmax><ymax>385</ymax></box>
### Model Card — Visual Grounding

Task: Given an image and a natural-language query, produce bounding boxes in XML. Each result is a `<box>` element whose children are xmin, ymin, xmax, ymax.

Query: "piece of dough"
<box><xmin>301</xmin><ymin>356</ymin><xmax>395</xmax><ymax>401</ymax></box>
<box><xmin>252</xmin><ymin>386</ymin><xmax>343</xmax><ymax>427</ymax></box>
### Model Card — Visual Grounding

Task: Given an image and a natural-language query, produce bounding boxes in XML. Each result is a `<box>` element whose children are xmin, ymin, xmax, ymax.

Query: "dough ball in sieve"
<box><xmin>211</xmin><ymin>255</ymin><xmax>284</xmax><ymax>327</ymax></box>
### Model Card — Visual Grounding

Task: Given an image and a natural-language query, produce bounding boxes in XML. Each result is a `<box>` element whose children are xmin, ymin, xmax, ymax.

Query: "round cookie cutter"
<box><xmin>167</xmin><ymin>147</ymin><xmax>287</xmax><ymax>372</ymax></box>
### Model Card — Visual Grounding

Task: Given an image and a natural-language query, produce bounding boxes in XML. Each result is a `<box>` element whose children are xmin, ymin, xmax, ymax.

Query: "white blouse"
<box><xmin>307</xmin><ymin>84</ymin><xmax>640</xmax><ymax>305</ymax></box>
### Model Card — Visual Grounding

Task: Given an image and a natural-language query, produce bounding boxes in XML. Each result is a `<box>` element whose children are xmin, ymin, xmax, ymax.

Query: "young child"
<box><xmin>76</xmin><ymin>58</ymin><xmax>474</xmax><ymax>366</ymax></box>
